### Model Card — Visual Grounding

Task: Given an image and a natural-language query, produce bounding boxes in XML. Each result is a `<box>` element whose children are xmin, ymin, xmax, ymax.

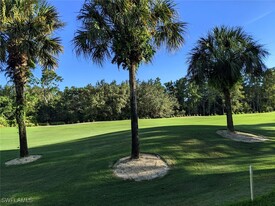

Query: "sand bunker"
<box><xmin>217</xmin><ymin>130</ymin><xmax>268</xmax><ymax>143</ymax></box>
<box><xmin>5</xmin><ymin>155</ymin><xmax>42</xmax><ymax>166</ymax></box>
<box><xmin>113</xmin><ymin>153</ymin><xmax>169</xmax><ymax>181</ymax></box>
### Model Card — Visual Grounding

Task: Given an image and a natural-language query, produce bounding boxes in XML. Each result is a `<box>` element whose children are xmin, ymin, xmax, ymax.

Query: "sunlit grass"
<box><xmin>0</xmin><ymin>112</ymin><xmax>274</xmax><ymax>206</ymax></box>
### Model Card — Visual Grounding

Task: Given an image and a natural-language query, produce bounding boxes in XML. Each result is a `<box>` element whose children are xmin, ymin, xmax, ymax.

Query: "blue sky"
<box><xmin>1</xmin><ymin>0</ymin><xmax>274</xmax><ymax>89</ymax></box>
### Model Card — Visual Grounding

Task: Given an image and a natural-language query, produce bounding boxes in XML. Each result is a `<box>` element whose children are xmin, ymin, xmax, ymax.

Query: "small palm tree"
<box><xmin>0</xmin><ymin>0</ymin><xmax>64</xmax><ymax>157</ymax></box>
<box><xmin>73</xmin><ymin>0</ymin><xmax>186</xmax><ymax>159</ymax></box>
<box><xmin>188</xmin><ymin>26</ymin><xmax>269</xmax><ymax>132</ymax></box>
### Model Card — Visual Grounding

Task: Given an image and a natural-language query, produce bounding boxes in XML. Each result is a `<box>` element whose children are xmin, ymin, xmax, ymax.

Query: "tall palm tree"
<box><xmin>0</xmin><ymin>0</ymin><xmax>64</xmax><ymax>157</ymax></box>
<box><xmin>73</xmin><ymin>0</ymin><xmax>186</xmax><ymax>159</ymax></box>
<box><xmin>188</xmin><ymin>26</ymin><xmax>269</xmax><ymax>132</ymax></box>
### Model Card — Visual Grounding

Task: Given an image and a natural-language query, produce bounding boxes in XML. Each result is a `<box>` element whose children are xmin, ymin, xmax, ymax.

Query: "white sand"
<box><xmin>217</xmin><ymin>130</ymin><xmax>268</xmax><ymax>143</ymax></box>
<box><xmin>5</xmin><ymin>155</ymin><xmax>42</xmax><ymax>166</ymax></box>
<box><xmin>113</xmin><ymin>153</ymin><xmax>169</xmax><ymax>181</ymax></box>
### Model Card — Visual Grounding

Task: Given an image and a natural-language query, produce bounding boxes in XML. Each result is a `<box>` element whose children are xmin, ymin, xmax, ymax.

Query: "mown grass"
<box><xmin>0</xmin><ymin>112</ymin><xmax>275</xmax><ymax>206</ymax></box>
<box><xmin>229</xmin><ymin>190</ymin><xmax>275</xmax><ymax>206</ymax></box>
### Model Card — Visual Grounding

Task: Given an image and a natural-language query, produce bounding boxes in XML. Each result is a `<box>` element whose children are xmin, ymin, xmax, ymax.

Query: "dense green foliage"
<box><xmin>1</xmin><ymin>68</ymin><xmax>275</xmax><ymax>126</ymax></box>
<box><xmin>1</xmin><ymin>113</ymin><xmax>275</xmax><ymax>206</ymax></box>
<box><xmin>166</xmin><ymin>68</ymin><xmax>275</xmax><ymax>116</ymax></box>
<box><xmin>0</xmin><ymin>78</ymin><xmax>180</xmax><ymax>125</ymax></box>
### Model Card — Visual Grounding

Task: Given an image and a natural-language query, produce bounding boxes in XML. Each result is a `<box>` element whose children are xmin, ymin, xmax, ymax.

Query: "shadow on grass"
<box><xmin>0</xmin><ymin>123</ymin><xmax>274</xmax><ymax>206</ymax></box>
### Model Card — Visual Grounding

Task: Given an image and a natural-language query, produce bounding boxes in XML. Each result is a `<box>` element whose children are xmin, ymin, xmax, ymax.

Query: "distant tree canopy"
<box><xmin>1</xmin><ymin>68</ymin><xmax>274</xmax><ymax>127</ymax></box>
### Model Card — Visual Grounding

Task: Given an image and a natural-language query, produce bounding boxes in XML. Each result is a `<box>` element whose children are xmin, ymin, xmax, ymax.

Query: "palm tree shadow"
<box><xmin>0</xmin><ymin>123</ymin><xmax>274</xmax><ymax>206</ymax></box>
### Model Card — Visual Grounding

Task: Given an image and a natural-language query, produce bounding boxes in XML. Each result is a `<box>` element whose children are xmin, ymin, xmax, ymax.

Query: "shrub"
<box><xmin>38</xmin><ymin>122</ymin><xmax>50</xmax><ymax>126</ymax></box>
<box><xmin>49</xmin><ymin>122</ymin><xmax>65</xmax><ymax>125</ymax></box>
<box><xmin>0</xmin><ymin>116</ymin><xmax>8</xmax><ymax>127</ymax></box>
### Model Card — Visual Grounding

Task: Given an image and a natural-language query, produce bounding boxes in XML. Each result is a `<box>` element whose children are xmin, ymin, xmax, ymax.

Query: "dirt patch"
<box><xmin>5</xmin><ymin>155</ymin><xmax>42</xmax><ymax>166</ymax></box>
<box><xmin>113</xmin><ymin>153</ymin><xmax>169</xmax><ymax>181</ymax></box>
<box><xmin>217</xmin><ymin>130</ymin><xmax>268</xmax><ymax>143</ymax></box>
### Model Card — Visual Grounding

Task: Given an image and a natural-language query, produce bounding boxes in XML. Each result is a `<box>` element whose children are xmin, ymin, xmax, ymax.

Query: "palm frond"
<box><xmin>37</xmin><ymin>37</ymin><xmax>63</xmax><ymax>69</ymax></box>
<box><xmin>73</xmin><ymin>0</ymin><xmax>113</xmax><ymax>66</ymax></box>
<box><xmin>152</xmin><ymin>0</ymin><xmax>186</xmax><ymax>51</ymax></box>
<box><xmin>74</xmin><ymin>0</ymin><xmax>186</xmax><ymax>69</ymax></box>
<box><xmin>187</xmin><ymin>26</ymin><xmax>269</xmax><ymax>91</ymax></box>
<box><xmin>0</xmin><ymin>33</ymin><xmax>7</xmax><ymax>69</ymax></box>
<box><xmin>0</xmin><ymin>0</ymin><xmax>64</xmax><ymax>79</ymax></box>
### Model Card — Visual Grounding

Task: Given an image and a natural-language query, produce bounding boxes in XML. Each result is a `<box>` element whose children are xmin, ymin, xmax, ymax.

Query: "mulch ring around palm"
<box><xmin>113</xmin><ymin>153</ymin><xmax>169</xmax><ymax>181</ymax></box>
<box><xmin>5</xmin><ymin>155</ymin><xmax>42</xmax><ymax>166</ymax></box>
<box><xmin>217</xmin><ymin>130</ymin><xmax>268</xmax><ymax>143</ymax></box>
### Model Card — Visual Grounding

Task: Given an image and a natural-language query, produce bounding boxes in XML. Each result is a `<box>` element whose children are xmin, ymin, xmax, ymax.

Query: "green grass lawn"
<box><xmin>0</xmin><ymin>112</ymin><xmax>275</xmax><ymax>206</ymax></box>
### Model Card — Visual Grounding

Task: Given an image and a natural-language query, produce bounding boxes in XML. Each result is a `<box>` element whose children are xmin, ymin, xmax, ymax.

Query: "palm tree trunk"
<box><xmin>129</xmin><ymin>63</ymin><xmax>140</xmax><ymax>159</ymax></box>
<box><xmin>223</xmin><ymin>89</ymin><xmax>235</xmax><ymax>132</ymax></box>
<box><xmin>15</xmin><ymin>81</ymin><xmax>29</xmax><ymax>157</ymax></box>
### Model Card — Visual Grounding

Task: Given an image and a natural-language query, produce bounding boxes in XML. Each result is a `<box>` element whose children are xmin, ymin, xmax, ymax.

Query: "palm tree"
<box><xmin>73</xmin><ymin>0</ymin><xmax>186</xmax><ymax>159</ymax></box>
<box><xmin>0</xmin><ymin>0</ymin><xmax>64</xmax><ymax>157</ymax></box>
<box><xmin>188</xmin><ymin>26</ymin><xmax>269</xmax><ymax>132</ymax></box>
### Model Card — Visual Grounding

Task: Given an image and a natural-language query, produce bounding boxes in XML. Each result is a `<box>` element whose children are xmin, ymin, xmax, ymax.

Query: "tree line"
<box><xmin>167</xmin><ymin>68</ymin><xmax>275</xmax><ymax>116</ymax></box>
<box><xmin>1</xmin><ymin>67</ymin><xmax>274</xmax><ymax>127</ymax></box>
<box><xmin>0</xmin><ymin>77</ymin><xmax>177</xmax><ymax>126</ymax></box>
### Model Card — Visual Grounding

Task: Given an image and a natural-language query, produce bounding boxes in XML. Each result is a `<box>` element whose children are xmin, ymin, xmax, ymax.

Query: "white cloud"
<box><xmin>246</xmin><ymin>11</ymin><xmax>273</xmax><ymax>25</ymax></box>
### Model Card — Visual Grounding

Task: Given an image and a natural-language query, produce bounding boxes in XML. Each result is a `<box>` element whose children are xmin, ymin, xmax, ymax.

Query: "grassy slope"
<box><xmin>0</xmin><ymin>112</ymin><xmax>274</xmax><ymax>206</ymax></box>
